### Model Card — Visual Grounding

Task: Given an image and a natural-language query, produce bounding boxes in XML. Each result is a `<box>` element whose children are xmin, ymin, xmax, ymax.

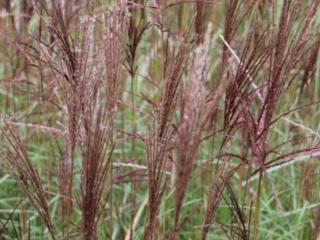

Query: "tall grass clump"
<box><xmin>0</xmin><ymin>0</ymin><xmax>320</xmax><ymax>239</ymax></box>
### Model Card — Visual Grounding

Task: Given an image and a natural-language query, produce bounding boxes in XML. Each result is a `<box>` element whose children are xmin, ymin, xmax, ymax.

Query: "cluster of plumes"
<box><xmin>2</xmin><ymin>0</ymin><xmax>129</xmax><ymax>239</ymax></box>
<box><xmin>79</xmin><ymin>2</ymin><xmax>129</xmax><ymax>239</ymax></box>
<box><xmin>171</xmin><ymin>27</ymin><xmax>211</xmax><ymax>239</ymax></box>
<box><xmin>1</xmin><ymin>0</ymin><xmax>320</xmax><ymax>239</ymax></box>
<box><xmin>144</xmin><ymin>37</ymin><xmax>190</xmax><ymax>240</ymax></box>
<box><xmin>217</xmin><ymin>1</ymin><xmax>320</xmax><ymax>239</ymax></box>
<box><xmin>2</xmin><ymin>123</ymin><xmax>56</xmax><ymax>239</ymax></box>
<box><xmin>220</xmin><ymin>0</ymin><xmax>320</xmax><ymax>175</ymax></box>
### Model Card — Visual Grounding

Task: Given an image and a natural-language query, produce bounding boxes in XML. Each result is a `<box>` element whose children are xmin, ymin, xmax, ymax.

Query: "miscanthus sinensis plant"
<box><xmin>0</xmin><ymin>0</ymin><xmax>320</xmax><ymax>239</ymax></box>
